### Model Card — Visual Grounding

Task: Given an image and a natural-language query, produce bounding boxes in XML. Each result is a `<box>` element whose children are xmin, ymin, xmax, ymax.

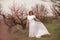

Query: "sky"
<box><xmin>0</xmin><ymin>0</ymin><xmax>41</xmax><ymax>13</ymax></box>
<box><xmin>0</xmin><ymin>0</ymin><xmax>54</xmax><ymax>16</ymax></box>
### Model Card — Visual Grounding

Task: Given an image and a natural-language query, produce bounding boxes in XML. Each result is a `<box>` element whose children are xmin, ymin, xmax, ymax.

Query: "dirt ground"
<box><xmin>0</xmin><ymin>20</ymin><xmax>60</xmax><ymax>40</ymax></box>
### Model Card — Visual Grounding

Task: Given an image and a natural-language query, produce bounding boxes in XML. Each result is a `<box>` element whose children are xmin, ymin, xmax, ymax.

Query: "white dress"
<box><xmin>27</xmin><ymin>15</ymin><xmax>50</xmax><ymax>38</ymax></box>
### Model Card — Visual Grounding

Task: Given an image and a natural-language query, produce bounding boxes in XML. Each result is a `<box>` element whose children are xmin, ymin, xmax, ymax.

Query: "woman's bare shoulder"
<box><xmin>27</xmin><ymin>15</ymin><xmax>35</xmax><ymax>17</ymax></box>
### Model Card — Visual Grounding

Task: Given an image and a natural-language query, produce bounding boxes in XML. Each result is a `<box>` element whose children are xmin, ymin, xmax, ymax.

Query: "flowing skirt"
<box><xmin>29</xmin><ymin>21</ymin><xmax>50</xmax><ymax>38</ymax></box>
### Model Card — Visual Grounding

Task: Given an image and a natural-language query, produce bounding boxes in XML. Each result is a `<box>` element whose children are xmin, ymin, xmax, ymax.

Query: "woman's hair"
<box><xmin>29</xmin><ymin>11</ymin><xmax>34</xmax><ymax>15</ymax></box>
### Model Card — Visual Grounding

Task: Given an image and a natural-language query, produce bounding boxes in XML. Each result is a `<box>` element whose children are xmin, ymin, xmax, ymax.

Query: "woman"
<box><xmin>26</xmin><ymin>11</ymin><xmax>50</xmax><ymax>38</ymax></box>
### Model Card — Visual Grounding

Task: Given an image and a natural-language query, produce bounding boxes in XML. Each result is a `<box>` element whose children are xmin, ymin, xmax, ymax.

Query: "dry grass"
<box><xmin>0</xmin><ymin>19</ymin><xmax>60</xmax><ymax>40</ymax></box>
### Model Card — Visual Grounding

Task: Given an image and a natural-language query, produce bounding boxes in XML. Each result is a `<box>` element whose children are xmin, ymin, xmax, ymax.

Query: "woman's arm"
<box><xmin>26</xmin><ymin>19</ymin><xmax>29</xmax><ymax>29</ymax></box>
<box><xmin>34</xmin><ymin>17</ymin><xmax>40</xmax><ymax>22</ymax></box>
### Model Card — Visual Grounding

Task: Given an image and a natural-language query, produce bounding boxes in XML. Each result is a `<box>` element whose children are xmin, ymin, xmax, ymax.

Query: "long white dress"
<box><xmin>27</xmin><ymin>15</ymin><xmax>50</xmax><ymax>38</ymax></box>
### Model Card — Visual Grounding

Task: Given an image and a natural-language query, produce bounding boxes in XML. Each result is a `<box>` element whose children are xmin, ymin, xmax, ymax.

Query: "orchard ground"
<box><xmin>0</xmin><ymin>19</ymin><xmax>60</xmax><ymax>40</ymax></box>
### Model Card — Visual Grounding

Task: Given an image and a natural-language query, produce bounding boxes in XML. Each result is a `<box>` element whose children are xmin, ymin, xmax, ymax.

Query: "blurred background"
<box><xmin>0</xmin><ymin>0</ymin><xmax>60</xmax><ymax>40</ymax></box>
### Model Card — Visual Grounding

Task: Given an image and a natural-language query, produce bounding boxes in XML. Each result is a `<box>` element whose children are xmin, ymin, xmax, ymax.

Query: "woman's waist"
<box><xmin>29</xmin><ymin>20</ymin><xmax>35</xmax><ymax>23</ymax></box>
